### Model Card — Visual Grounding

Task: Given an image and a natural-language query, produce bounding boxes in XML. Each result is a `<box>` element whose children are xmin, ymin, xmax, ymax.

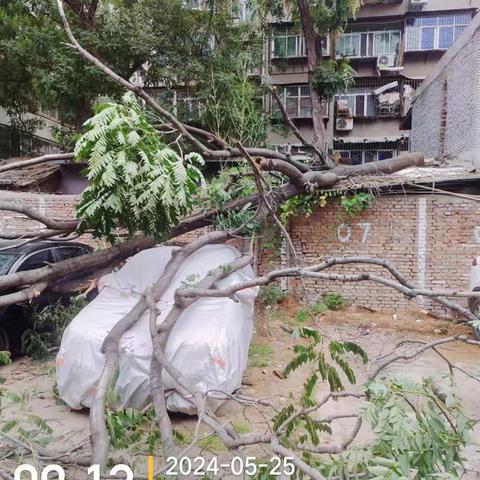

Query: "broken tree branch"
<box><xmin>90</xmin><ymin>230</ymin><xmax>231</xmax><ymax>466</ymax></box>
<box><xmin>0</xmin><ymin>200</ymin><xmax>79</xmax><ymax>232</ymax></box>
<box><xmin>0</xmin><ymin>237</ymin><xmax>155</xmax><ymax>292</ymax></box>
<box><xmin>178</xmin><ymin>256</ymin><xmax>480</xmax><ymax>322</ymax></box>
<box><xmin>0</xmin><ymin>282</ymin><xmax>48</xmax><ymax>308</ymax></box>
<box><xmin>0</xmin><ymin>153</ymin><xmax>75</xmax><ymax>174</ymax></box>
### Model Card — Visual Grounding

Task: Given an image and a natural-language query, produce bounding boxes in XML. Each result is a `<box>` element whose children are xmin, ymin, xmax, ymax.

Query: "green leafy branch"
<box><xmin>75</xmin><ymin>93</ymin><xmax>205</xmax><ymax>242</ymax></box>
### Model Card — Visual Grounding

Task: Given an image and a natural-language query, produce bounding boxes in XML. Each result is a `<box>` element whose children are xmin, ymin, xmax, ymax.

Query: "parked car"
<box><xmin>0</xmin><ymin>240</ymin><xmax>93</xmax><ymax>354</ymax></box>
<box><xmin>469</xmin><ymin>256</ymin><xmax>480</xmax><ymax>339</ymax></box>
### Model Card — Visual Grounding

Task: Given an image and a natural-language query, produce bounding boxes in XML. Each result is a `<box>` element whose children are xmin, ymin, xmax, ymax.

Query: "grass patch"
<box><xmin>248</xmin><ymin>343</ymin><xmax>274</xmax><ymax>367</ymax></box>
<box><xmin>198</xmin><ymin>434</ymin><xmax>227</xmax><ymax>453</ymax></box>
<box><xmin>233</xmin><ymin>421</ymin><xmax>252</xmax><ymax>435</ymax></box>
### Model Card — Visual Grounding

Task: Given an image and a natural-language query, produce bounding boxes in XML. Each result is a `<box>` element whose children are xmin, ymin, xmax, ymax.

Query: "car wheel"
<box><xmin>0</xmin><ymin>327</ymin><xmax>10</xmax><ymax>352</ymax></box>
<box><xmin>469</xmin><ymin>299</ymin><xmax>480</xmax><ymax>341</ymax></box>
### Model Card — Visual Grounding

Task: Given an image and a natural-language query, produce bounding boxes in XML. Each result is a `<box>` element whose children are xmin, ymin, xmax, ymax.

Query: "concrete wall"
<box><xmin>359</xmin><ymin>0</ymin><xmax>480</xmax><ymax>18</ymax></box>
<box><xmin>411</xmin><ymin>20</ymin><xmax>480</xmax><ymax>165</ymax></box>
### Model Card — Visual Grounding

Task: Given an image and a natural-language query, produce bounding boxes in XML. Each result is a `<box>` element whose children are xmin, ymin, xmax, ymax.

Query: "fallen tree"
<box><xmin>0</xmin><ymin>1</ymin><xmax>479</xmax><ymax>478</ymax></box>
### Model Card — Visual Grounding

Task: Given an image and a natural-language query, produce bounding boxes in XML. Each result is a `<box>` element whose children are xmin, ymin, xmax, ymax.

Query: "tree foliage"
<box><xmin>312</xmin><ymin>60</ymin><xmax>355</xmax><ymax>101</ymax></box>
<box><xmin>75</xmin><ymin>93</ymin><xmax>205</xmax><ymax>242</ymax></box>
<box><xmin>0</xmin><ymin>0</ymin><xmax>266</xmax><ymax>145</ymax></box>
<box><xmin>321</xmin><ymin>379</ymin><xmax>472</xmax><ymax>479</ymax></box>
<box><xmin>272</xmin><ymin>328</ymin><xmax>473</xmax><ymax>480</ymax></box>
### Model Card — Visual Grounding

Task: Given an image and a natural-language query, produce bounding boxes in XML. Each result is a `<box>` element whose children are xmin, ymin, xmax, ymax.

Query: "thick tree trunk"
<box><xmin>297</xmin><ymin>0</ymin><xmax>334</xmax><ymax>167</ymax></box>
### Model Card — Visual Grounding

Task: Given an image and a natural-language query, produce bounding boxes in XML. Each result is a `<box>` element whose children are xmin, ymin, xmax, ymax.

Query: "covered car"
<box><xmin>56</xmin><ymin>244</ymin><xmax>257</xmax><ymax>414</ymax></box>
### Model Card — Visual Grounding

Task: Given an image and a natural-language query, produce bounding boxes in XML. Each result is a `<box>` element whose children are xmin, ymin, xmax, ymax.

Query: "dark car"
<box><xmin>0</xmin><ymin>240</ymin><xmax>92</xmax><ymax>354</ymax></box>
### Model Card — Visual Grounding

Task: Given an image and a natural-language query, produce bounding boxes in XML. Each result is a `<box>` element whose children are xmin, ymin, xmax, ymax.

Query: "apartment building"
<box><xmin>0</xmin><ymin>108</ymin><xmax>62</xmax><ymax>160</ymax></box>
<box><xmin>265</xmin><ymin>0</ymin><xmax>480</xmax><ymax>165</ymax></box>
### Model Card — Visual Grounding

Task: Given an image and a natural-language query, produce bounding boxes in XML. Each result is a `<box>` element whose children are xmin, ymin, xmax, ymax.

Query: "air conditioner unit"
<box><xmin>336</xmin><ymin>117</ymin><xmax>353</xmax><ymax>131</ymax></box>
<box><xmin>410</xmin><ymin>0</ymin><xmax>428</xmax><ymax>10</ymax></box>
<box><xmin>377</xmin><ymin>54</ymin><xmax>396</xmax><ymax>70</ymax></box>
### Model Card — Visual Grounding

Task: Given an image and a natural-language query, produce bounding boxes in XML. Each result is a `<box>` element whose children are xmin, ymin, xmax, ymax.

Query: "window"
<box><xmin>272</xmin><ymin>29</ymin><xmax>305</xmax><ymax>58</ymax></box>
<box><xmin>17</xmin><ymin>249</ymin><xmax>55</xmax><ymax>272</ymax></box>
<box><xmin>232</xmin><ymin>0</ymin><xmax>254</xmax><ymax>22</ymax></box>
<box><xmin>272</xmin><ymin>28</ymin><xmax>328</xmax><ymax>58</ymax></box>
<box><xmin>373</xmin><ymin>31</ymin><xmax>401</xmax><ymax>56</ymax></box>
<box><xmin>176</xmin><ymin>91</ymin><xmax>202</xmax><ymax>121</ymax></box>
<box><xmin>0</xmin><ymin>254</ymin><xmax>19</xmax><ymax>275</ymax></box>
<box><xmin>406</xmin><ymin>14</ymin><xmax>471</xmax><ymax>51</ymax></box>
<box><xmin>336</xmin><ymin>93</ymin><xmax>376</xmax><ymax>117</ymax></box>
<box><xmin>336</xmin><ymin>30</ymin><xmax>401</xmax><ymax>58</ymax></box>
<box><xmin>182</xmin><ymin>0</ymin><xmax>204</xmax><ymax>9</ymax></box>
<box><xmin>275</xmin><ymin>85</ymin><xmax>312</xmax><ymax>118</ymax></box>
<box><xmin>335</xmin><ymin>150</ymin><xmax>394</xmax><ymax>165</ymax></box>
<box><xmin>54</xmin><ymin>247</ymin><xmax>89</xmax><ymax>262</ymax></box>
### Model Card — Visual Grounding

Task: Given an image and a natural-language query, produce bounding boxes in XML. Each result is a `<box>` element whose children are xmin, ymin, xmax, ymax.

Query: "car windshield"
<box><xmin>0</xmin><ymin>253</ymin><xmax>20</xmax><ymax>275</ymax></box>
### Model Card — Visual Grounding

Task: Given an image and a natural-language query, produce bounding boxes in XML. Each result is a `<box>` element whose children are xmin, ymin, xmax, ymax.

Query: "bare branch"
<box><xmin>0</xmin><ymin>282</ymin><xmax>48</xmax><ymax>308</ymax></box>
<box><xmin>0</xmin><ymin>153</ymin><xmax>74</xmax><ymax>174</ymax></box>
<box><xmin>370</xmin><ymin>335</ymin><xmax>480</xmax><ymax>380</ymax></box>
<box><xmin>90</xmin><ymin>230</ymin><xmax>231</xmax><ymax>466</ymax></box>
<box><xmin>178</xmin><ymin>256</ymin><xmax>480</xmax><ymax>322</ymax></box>
<box><xmin>268</xmin><ymin>85</ymin><xmax>326</xmax><ymax>165</ymax></box>
<box><xmin>0</xmin><ymin>200</ymin><xmax>79</xmax><ymax>231</ymax></box>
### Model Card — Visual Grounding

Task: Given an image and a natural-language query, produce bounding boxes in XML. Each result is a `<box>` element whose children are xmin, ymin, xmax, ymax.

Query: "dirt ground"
<box><xmin>1</xmin><ymin>304</ymin><xmax>480</xmax><ymax>478</ymax></box>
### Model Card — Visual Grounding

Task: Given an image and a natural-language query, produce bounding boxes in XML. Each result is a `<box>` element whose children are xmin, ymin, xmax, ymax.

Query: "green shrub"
<box><xmin>322</xmin><ymin>292</ymin><xmax>345</xmax><ymax>311</ymax></box>
<box><xmin>295</xmin><ymin>310</ymin><xmax>310</xmax><ymax>323</ymax></box>
<box><xmin>23</xmin><ymin>297</ymin><xmax>87</xmax><ymax>360</ymax></box>
<box><xmin>311</xmin><ymin>302</ymin><xmax>329</xmax><ymax>315</ymax></box>
<box><xmin>106</xmin><ymin>406</ymin><xmax>160</xmax><ymax>453</ymax></box>
<box><xmin>258</xmin><ymin>284</ymin><xmax>287</xmax><ymax>306</ymax></box>
<box><xmin>340</xmin><ymin>192</ymin><xmax>375</xmax><ymax>215</ymax></box>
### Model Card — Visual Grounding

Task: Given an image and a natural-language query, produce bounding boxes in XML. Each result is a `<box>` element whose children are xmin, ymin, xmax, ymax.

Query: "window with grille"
<box><xmin>406</xmin><ymin>14</ymin><xmax>471</xmax><ymax>51</ymax></box>
<box><xmin>336</xmin><ymin>93</ymin><xmax>376</xmax><ymax>117</ymax></box>
<box><xmin>335</xmin><ymin>30</ymin><xmax>401</xmax><ymax>58</ymax></box>
<box><xmin>274</xmin><ymin>85</ymin><xmax>312</xmax><ymax>118</ymax></box>
<box><xmin>182</xmin><ymin>0</ymin><xmax>204</xmax><ymax>9</ymax></box>
<box><xmin>272</xmin><ymin>28</ymin><xmax>328</xmax><ymax>58</ymax></box>
<box><xmin>335</xmin><ymin>149</ymin><xmax>395</xmax><ymax>165</ymax></box>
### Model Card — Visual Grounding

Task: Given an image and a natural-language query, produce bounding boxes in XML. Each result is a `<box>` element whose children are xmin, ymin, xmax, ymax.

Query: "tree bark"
<box><xmin>0</xmin><ymin>237</ymin><xmax>155</xmax><ymax>292</ymax></box>
<box><xmin>90</xmin><ymin>231</ymin><xmax>230</xmax><ymax>466</ymax></box>
<box><xmin>296</xmin><ymin>0</ymin><xmax>335</xmax><ymax>168</ymax></box>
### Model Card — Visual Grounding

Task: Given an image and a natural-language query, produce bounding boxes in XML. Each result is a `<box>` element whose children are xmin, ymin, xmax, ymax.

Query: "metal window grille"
<box><xmin>405</xmin><ymin>13</ymin><xmax>471</xmax><ymax>51</ymax></box>
<box><xmin>271</xmin><ymin>28</ymin><xmax>328</xmax><ymax>59</ymax></box>
<box><xmin>272</xmin><ymin>85</ymin><xmax>329</xmax><ymax>118</ymax></box>
<box><xmin>335</xmin><ymin>29</ymin><xmax>401</xmax><ymax>58</ymax></box>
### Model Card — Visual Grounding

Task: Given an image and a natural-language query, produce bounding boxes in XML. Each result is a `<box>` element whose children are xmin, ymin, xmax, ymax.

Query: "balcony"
<box><xmin>269</xmin><ymin>30</ymin><xmax>329</xmax><ymax>74</ymax></box>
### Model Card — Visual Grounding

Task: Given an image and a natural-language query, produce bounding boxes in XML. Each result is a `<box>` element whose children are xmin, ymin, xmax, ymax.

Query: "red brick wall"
<box><xmin>1</xmin><ymin>191</ymin><xmax>478</xmax><ymax>315</ymax></box>
<box><xmin>0</xmin><ymin>191</ymin><xmax>82</xmax><ymax>238</ymax></box>
<box><xmin>289</xmin><ymin>193</ymin><xmax>480</xmax><ymax>314</ymax></box>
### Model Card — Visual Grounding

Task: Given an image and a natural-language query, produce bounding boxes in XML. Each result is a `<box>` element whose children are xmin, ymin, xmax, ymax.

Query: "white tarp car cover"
<box><xmin>56</xmin><ymin>244</ymin><xmax>257</xmax><ymax>414</ymax></box>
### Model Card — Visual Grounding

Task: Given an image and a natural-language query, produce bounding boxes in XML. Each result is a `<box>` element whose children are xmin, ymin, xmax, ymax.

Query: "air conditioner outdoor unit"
<box><xmin>336</xmin><ymin>117</ymin><xmax>353</xmax><ymax>131</ymax></box>
<box><xmin>410</xmin><ymin>0</ymin><xmax>428</xmax><ymax>10</ymax></box>
<box><xmin>377</xmin><ymin>54</ymin><xmax>396</xmax><ymax>70</ymax></box>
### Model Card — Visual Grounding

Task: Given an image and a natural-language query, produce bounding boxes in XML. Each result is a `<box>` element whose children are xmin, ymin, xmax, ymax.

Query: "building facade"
<box><xmin>0</xmin><ymin>108</ymin><xmax>62</xmax><ymax>160</ymax></box>
<box><xmin>410</xmin><ymin>10</ymin><xmax>480</xmax><ymax>167</ymax></box>
<box><xmin>265</xmin><ymin>0</ymin><xmax>480</xmax><ymax>165</ymax></box>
